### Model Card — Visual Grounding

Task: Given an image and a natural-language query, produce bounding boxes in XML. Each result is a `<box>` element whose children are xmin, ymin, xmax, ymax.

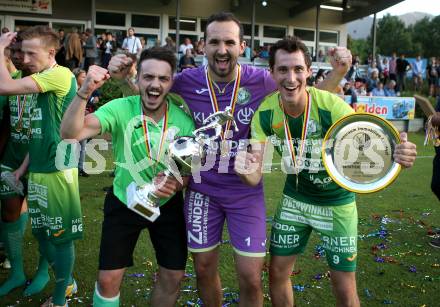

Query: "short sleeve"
<box><xmin>94</xmin><ymin>99</ymin><xmax>120</xmax><ymax>134</ymax></box>
<box><xmin>31</xmin><ymin>66</ymin><xmax>73</xmax><ymax>96</ymax></box>
<box><xmin>250</xmin><ymin>110</ymin><xmax>269</xmax><ymax>144</ymax></box>
<box><xmin>330</xmin><ymin>95</ymin><xmax>355</xmax><ymax>123</ymax></box>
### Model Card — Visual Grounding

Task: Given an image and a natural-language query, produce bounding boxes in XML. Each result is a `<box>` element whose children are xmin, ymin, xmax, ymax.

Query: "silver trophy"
<box><xmin>127</xmin><ymin>107</ymin><xmax>238</xmax><ymax>221</ymax></box>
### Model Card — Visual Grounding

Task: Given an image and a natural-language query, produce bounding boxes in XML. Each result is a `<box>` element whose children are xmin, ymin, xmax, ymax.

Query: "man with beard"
<box><xmin>0</xmin><ymin>26</ymin><xmax>81</xmax><ymax>307</ymax></box>
<box><xmin>108</xmin><ymin>12</ymin><xmax>352</xmax><ymax>306</ymax></box>
<box><xmin>60</xmin><ymin>47</ymin><xmax>194</xmax><ymax>307</ymax></box>
<box><xmin>235</xmin><ymin>37</ymin><xmax>417</xmax><ymax>307</ymax></box>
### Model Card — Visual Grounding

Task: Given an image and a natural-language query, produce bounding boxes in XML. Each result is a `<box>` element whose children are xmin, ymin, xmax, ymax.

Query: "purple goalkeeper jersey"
<box><xmin>171</xmin><ymin>64</ymin><xmax>276</xmax><ymax>195</ymax></box>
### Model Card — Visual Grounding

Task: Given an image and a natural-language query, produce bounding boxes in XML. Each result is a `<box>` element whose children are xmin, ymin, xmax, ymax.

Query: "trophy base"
<box><xmin>126</xmin><ymin>182</ymin><xmax>160</xmax><ymax>222</ymax></box>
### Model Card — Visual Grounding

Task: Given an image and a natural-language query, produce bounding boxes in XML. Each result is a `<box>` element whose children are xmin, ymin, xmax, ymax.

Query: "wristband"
<box><xmin>76</xmin><ymin>91</ymin><xmax>88</xmax><ymax>100</ymax></box>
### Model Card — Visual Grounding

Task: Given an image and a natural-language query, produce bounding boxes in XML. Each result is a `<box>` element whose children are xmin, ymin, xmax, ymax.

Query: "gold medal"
<box><xmin>280</xmin><ymin>93</ymin><xmax>311</xmax><ymax>191</ymax></box>
<box><xmin>205</xmin><ymin>64</ymin><xmax>241</xmax><ymax>157</ymax></box>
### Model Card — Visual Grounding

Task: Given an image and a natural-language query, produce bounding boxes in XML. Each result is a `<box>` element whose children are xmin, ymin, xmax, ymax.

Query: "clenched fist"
<box><xmin>78</xmin><ymin>65</ymin><xmax>110</xmax><ymax>97</ymax></box>
<box><xmin>328</xmin><ymin>47</ymin><xmax>352</xmax><ymax>77</ymax></box>
<box><xmin>107</xmin><ymin>53</ymin><xmax>134</xmax><ymax>80</ymax></box>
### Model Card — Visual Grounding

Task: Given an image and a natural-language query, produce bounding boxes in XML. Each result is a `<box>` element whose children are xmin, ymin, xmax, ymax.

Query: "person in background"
<box><xmin>163</xmin><ymin>36</ymin><xmax>176</xmax><ymax>53</ymax></box>
<box><xmin>122</xmin><ymin>27</ymin><xmax>142</xmax><ymax>56</ymax></box>
<box><xmin>412</xmin><ymin>55</ymin><xmax>423</xmax><ymax>92</ymax></box>
<box><xmin>427</xmin><ymin>57</ymin><xmax>439</xmax><ymax>97</ymax></box>
<box><xmin>381</xmin><ymin>57</ymin><xmax>390</xmax><ymax>84</ymax></box>
<box><xmin>65</xmin><ymin>28</ymin><xmax>83</xmax><ymax>70</ymax></box>
<box><xmin>389</xmin><ymin>52</ymin><xmax>397</xmax><ymax>82</ymax></box>
<box><xmin>384</xmin><ymin>79</ymin><xmax>398</xmax><ymax>97</ymax></box>
<box><xmin>371</xmin><ymin>81</ymin><xmax>385</xmax><ymax>96</ymax></box>
<box><xmin>179</xmin><ymin>37</ymin><xmax>193</xmax><ymax>55</ymax></box>
<box><xmin>396</xmin><ymin>53</ymin><xmax>411</xmax><ymax>93</ymax></box>
<box><xmin>83</xmin><ymin>28</ymin><xmax>98</xmax><ymax>72</ymax></box>
<box><xmin>179</xmin><ymin>48</ymin><xmax>196</xmax><ymax>71</ymax></box>
<box><xmin>101</xmin><ymin>32</ymin><xmax>116</xmax><ymax>69</ymax></box>
<box><xmin>55</xmin><ymin>28</ymin><xmax>66</xmax><ymax>67</ymax></box>
<box><xmin>196</xmin><ymin>38</ymin><xmax>205</xmax><ymax>55</ymax></box>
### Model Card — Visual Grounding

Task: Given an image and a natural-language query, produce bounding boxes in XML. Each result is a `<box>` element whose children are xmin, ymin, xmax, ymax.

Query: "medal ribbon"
<box><xmin>280</xmin><ymin>92</ymin><xmax>311</xmax><ymax>179</ymax></box>
<box><xmin>141</xmin><ymin>103</ymin><xmax>169</xmax><ymax>167</ymax></box>
<box><xmin>205</xmin><ymin>64</ymin><xmax>241</xmax><ymax>140</ymax></box>
<box><xmin>15</xmin><ymin>95</ymin><xmax>27</xmax><ymax>131</ymax></box>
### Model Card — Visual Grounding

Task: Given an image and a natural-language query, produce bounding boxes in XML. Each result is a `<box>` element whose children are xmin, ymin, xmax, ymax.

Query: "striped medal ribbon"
<box><xmin>280</xmin><ymin>92</ymin><xmax>311</xmax><ymax>191</ymax></box>
<box><xmin>141</xmin><ymin>103</ymin><xmax>169</xmax><ymax>174</ymax></box>
<box><xmin>205</xmin><ymin>64</ymin><xmax>241</xmax><ymax>156</ymax></box>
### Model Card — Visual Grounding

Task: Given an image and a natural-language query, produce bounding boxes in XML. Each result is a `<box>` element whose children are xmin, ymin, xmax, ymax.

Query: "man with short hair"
<box><xmin>179</xmin><ymin>37</ymin><xmax>194</xmax><ymax>55</ymax></box>
<box><xmin>108</xmin><ymin>11</ymin><xmax>353</xmax><ymax>306</ymax></box>
<box><xmin>235</xmin><ymin>36</ymin><xmax>417</xmax><ymax>307</ymax></box>
<box><xmin>396</xmin><ymin>53</ymin><xmax>410</xmax><ymax>92</ymax></box>
<box><xmin>0</xmin><ymin>26</ymin><xmax>81</xmax><ymax>307</ymax></box>
<box><xmin>122</xmin><ymin>27</ymin><xmax>142</xmax><ymax>56</ymax></box>
<box><xmin>83</xmin><ymin>28</ymin><xmax>98</xmax><ymax>72</ymax></box>
<box><xmin>61</xmin><ymin>47</ymin><xmax>195</xmax><ymax>307</ymax></box>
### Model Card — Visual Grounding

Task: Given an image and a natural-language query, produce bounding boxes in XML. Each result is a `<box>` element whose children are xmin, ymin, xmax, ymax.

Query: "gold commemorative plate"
<box><xmin>322</xmin><ymin>113</ymin><xmax>401</xmax><ymax>194</ymax></box>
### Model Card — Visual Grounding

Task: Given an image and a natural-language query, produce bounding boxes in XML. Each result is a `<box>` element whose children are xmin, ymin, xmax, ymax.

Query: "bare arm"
<box><xmin>316</xmin><ymin>47</ymin><xmax>352</xmax><ymax>93</ymax></box>
<box><xmin>11</xmin><ymin>153</ymin><xmax>29</xmax><ymax>183</ymax></box>
<box><xmin>0</xmin><ymin>32</ymin><xmax>41</xmax><ymax>95</ymax></box>
<box><xmin>234</xmin><ymin>142</ymin><xmax>264</xmax><ymax>186</ymax></box>
<box><xmin>61</xmin><ymin>65</ymin><xmax>110</xmax><ymax>141</ymax></box>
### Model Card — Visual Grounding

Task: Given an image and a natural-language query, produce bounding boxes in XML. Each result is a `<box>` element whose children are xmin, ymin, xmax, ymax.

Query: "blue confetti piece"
<box><xmin>128</xmin><ymin>273</ymin><xmax>145</xmax><ymax>278</ymax></box>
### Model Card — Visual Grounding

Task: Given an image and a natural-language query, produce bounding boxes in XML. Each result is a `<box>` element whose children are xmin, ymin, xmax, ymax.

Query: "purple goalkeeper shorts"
<box><xmin>184</xmin><ymin>187</ymin><xmax>267</xmax><ymax>256</ymax></box>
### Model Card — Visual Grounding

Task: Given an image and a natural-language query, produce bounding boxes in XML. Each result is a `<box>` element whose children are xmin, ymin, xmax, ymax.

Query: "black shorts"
<box><xmin>99</xmin><ymin>189</ymin><xmax>187</xmax><ymax>270</ymax></box>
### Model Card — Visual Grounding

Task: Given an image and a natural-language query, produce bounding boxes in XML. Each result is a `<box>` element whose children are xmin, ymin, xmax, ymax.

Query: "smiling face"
<box><xmin>204</xmin><ymin>20</ymin><xmax>245</xmax><ymax>82</ymax></box>
<box><xmin>137</xmin><ymin>59</ymin><xmax>173</xmax><ymax>113</ymax></box>
<box><xmin>271</xmin><ymin>49</ymin><xmax>311</xmax><ymax>110</ymax></box>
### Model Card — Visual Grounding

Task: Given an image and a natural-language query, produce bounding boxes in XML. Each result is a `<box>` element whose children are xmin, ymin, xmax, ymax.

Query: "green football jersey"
<box><xmin>94</xmin><ymin>94</ymin><xmax>195</xmax><ymax>206</ymax></box>
<box><xmin>28</xmin><ymin>65</ymin><xmax>77</xmax><ymax>173</ymax></box>
<box><xmin>251</xmin><ymin>87</ymin><xmax>356</xmax><ymax>206</ymax></box>
<box><xmin>1</xmin><ymin>70</ymin><xmax>37</xmax><ymax>169</ymax></box>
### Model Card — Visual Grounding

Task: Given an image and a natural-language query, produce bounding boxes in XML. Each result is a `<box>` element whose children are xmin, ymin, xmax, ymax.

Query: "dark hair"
<box><xmin>137</xmin><ymin>47</ymin><xmax>177</xmax><ymax>74</ymax></box>
<box><xmin>269</xmin><ymin>36</ymin><xmax>312</xmax><ymax>69</ymax></box>
<box><xmin>21</xmin><ymin>25</ymin><xmax>60</xmax><ymax>50</ymax></box>
<box><xmin>204</xmin><ymin>12</ymin><xmax>243</xmax><ymax>42</ymax></box>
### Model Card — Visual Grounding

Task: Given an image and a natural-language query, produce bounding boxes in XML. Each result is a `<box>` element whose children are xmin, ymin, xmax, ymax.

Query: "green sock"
<box><xmin>0</xmin><ymin>216</ymin><xmax>27</xmax><ymax>296</ymax></box>
<box><xmin>19</xmin><ymin>212</ymin><xmax>29</xmax><ymax>234</ymax></box>
<box><xmin>24</xmin><ymin>232</ymin><xmax>52</xmax><ymax>297</ymax></box>
<box><xmin>52</xmin><ymin>241</ymin><xmax>75</xmax><ymax>306</ymax></box>
<box><xmin>93</xmin><ymin>282</ymin><xmax>120</xmax><ymax>307</ymax></box>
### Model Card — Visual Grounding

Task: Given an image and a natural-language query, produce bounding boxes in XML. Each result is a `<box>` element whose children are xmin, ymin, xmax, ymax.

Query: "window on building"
<box><xmin>15</xmin><ymin>20</ymin><xmax>49</xmax><ymax>31</ymax></box>
<box><xmin>263</xmin><ymin>26</ymin><xmax>286</xmax><ymax>39</ymax></box>
<box><xmin>132</xmin><ymin>14</ymin><xmax>160</xmax><ymax>29</ymax></box>
<box><xmin>200</xmin><ymin>19</ymin><xmax>207</xmax><ymax>32</ymax></box>
<box><xmin>243</xmin><ymin>23</ymin><xmax>258</xmax><ymax>37</ymax></box>
<box><xmin>294</xmin><ymin>29</ymin><xmax>315</xmax><ymax>41</ymax></box>
<box><xmin>169</xmin><ymin>17</ymin><xmax>197</xmax><ymax>31</ymax></box>
<box><xmin>96</xmin><ymin>11</ymin><xmax>125</xmax><ymax>27</ymax></box>
<box><xmin>319</xmin><ymin>31</ymin><xmax>338</xmax><ymax>44</ymax></box>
